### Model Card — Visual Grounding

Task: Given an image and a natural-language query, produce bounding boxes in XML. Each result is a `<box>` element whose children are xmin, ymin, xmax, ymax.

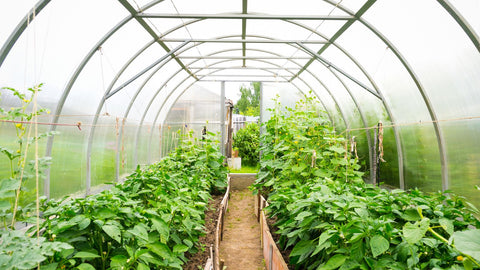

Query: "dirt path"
<box><xmin>219</xmin><ymin>175</ymin><xmax>264</xmax><ymax>269</ymax></box>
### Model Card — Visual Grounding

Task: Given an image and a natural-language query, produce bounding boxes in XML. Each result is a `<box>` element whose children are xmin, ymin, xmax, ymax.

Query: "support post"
<box><xmin>220</xmin><ymin>81</ymin><xmax>226</xmax><ymax>156</ymax></box>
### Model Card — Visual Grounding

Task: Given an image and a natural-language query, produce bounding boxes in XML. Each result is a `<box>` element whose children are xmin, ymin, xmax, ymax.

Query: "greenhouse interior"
<box><xmin>1</xmin><ymin>0</ymin><xmax>480</xmax><ymax>269</ymax></box>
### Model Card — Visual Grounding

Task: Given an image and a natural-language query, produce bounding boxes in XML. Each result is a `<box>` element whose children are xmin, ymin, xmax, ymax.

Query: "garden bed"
<box><xmin>183</xmin><ymin>194</ymin><xmax>223</xmax><ymax>270</ymax></box>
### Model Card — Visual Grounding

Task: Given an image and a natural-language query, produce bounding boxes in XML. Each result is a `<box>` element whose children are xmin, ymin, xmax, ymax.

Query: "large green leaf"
<box><xmin>73</xmin><ymin>251</ymin><xmax>100</xmax><ymax>259</ymax></box>
<box><xmin>137</xmin><ymin>263</ymin><xmax>150</xmax><ymax>270</ymax></box>
<box><xmin>110</xmin><ymin>255</ymin><xmax>128</xmax><ymax>268</ymax></box>
<box><xmin>0</xmin><ymin>178</ymin><xmax>21</xmax><ymax>198</ymax></box>
<box><xmin>147</xmin><ymin>242</ymin><xmax>172</xmax><ymax>260</ymax></box>
<box><xmin>451</xmin><ymin>229</ymin><xmax>480</xmax><ymax>262</ymax></box>
<box><xmin>173</xmin><ymin>244</ymin><xmax>189</xmax><ymax>254</ymax></box>
<box><xmin>76</xmin><ymin>263</ymin><xmax>96</xmax><ymax>270</ymax></box>
<box><xmin>92</xmin><ymin>208</ymin><xmax>116</xmax><ymax>220</ymax></box>
<box><xmin>128</xmin><ymin>224</ymin><xmax>149</xmax><ymax>242</ymax></box>
<box><xmin>102</xmin><ymin>225</ymin><xmax>122</xmax><ymax>243</ymax></box>
<box><xmin>439</xmin><ymin>218</ymin><xmax>454</xmax><ymax>236</ymax></box>
<box><xmin>152</xmin><ymin>217</ymin><xmax>170</xmax><ymax>243</ymax></box>
<box><xmin>370</xmin><ymin>235</ymin><xmax>389</xmax><ymax>257</ymax></box>
<box><xmin>290</xmin><ymin>239</ymin><xmax>315</xmax><ymax>257</ymax></box>
<box><xmin>403</xmin><ymin>218</ymin><xmax>430</xmax><ymax>245</ymax></box>
<box><xmin>319</xmin><ymin>254</ymin><xmax>348</xmax><ymax>270</ymax></box>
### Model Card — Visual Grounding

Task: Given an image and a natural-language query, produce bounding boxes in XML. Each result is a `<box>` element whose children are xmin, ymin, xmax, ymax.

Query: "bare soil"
<box><xmin>183</xmin><ymin>194</ymin><xmax>223</xmax><ymax>270</ymax></box>
<box><xmin>219</xmin><ymin>189</ymin><xmax>265</xmax><ymax>270</ymax></box>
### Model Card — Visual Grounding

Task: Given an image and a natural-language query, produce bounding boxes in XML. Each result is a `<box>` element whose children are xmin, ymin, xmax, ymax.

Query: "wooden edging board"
<box><xmin>204</xmin><ymin>175</ymin><xmax>231</xmax><ymax>270</ymax></box>
<box><xmin>258</xmin><ymin>194</ymin><xmax>289</xmax><ymax>270</ymax></box>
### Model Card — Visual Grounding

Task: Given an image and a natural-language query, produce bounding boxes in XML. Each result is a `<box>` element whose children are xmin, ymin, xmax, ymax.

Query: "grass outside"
<box><xmin>229</xmin><ymin>165</ymin><xmax>259</xmax><ymax>174</ymax></box>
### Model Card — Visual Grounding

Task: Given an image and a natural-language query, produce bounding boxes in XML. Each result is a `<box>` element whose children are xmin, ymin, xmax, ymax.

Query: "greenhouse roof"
<box><xmin>1</xmin><ymin>0</ymin><xmax>480</xmax><ymax>202</ymax></box>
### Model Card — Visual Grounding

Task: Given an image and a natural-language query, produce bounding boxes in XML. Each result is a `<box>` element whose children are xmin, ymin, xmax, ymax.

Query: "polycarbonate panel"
<box><xmin>147</xmin><ymin>0</ymin><xmax>238</xmax><ymax>14</ymax></box>
<box><xmin>339</xmin><ymin>0</ymin><xmax>369</xmax><ymax>13</ymax></box>
<box><xmin>443</xmin><ymin>120</ymin><xmax>480</xmax><ymax>207</ymax></box>
<box><xmin>0</xmin><ymin>0</ymin><xmax>127</xmax><ymax>97</ymax></box>
<box><xmin>261</xmin><ymin>82</ymin><xmax>304</xmax><ymax>124</ymax></box>
<box><xmin>448</xmin><ymin>1</ymin><xmax>480</xmax><ymax>34</ymax></box>
<box><xmin>247</xmin><ymin>20</ymin><xmax>318</xmax><ymax>41</ymax></box>
<box><xmin>0</xmin><ymin>121</ymin><xmax>48</xmax><ymax>203</ymax></box>
<box><xmin>250</xmin><ymin>0</ymin><xmax>341</xmax><ymax>16</ymax></box>
<box><xmin>400</xmin><ymin>124</ymin><xmax>442</xmax><ymax>192</ymax></box>
<box><xmin>295</xmin><ymin>75</ymin><xmax>335</xmax><ymax>119</ymax></box>
<box><xmin>162</xmin><ymin>82</ymin><xmax>222</xmax><ymax>155</ymax></box>
<box><xmin>362</xmin><ymin>49</ymin><xmax>441</xmax><ymax>191</ymax></box>
<box><xmin>321</xmin><ymin>45</ymin><xmax>374</xmax><ymax>91</ymax></box>
<box><xmin>49</xmin><ymin>118</ymin><xmax>88</xmax><ymax>198</ymax></box>
<box><xmin>90</xmin><ymin>116</ymin><xmax>116</xmax><ymax>187</ymax></box>
<box><xmin>117</xmin><ymin>119</ymin><xmax>137</xmax><ymax>177</ymax></box>
<box><xmin>366</xmin><ymin>1</ymin><xmax>480</xmax><ymax>198</ymax></box>
<box><xmin>342</xmin><ymin>77</ymin><xmax>400</xmax><ymax>187</ymax></box>
<box><xmin>0</xmin><ymin>0</ymin><xmax>37</xmax><ymax>45</ymax></box>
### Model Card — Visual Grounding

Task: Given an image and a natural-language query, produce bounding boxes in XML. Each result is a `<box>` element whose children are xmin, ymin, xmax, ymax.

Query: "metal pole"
<box><xmin>220</xmin><ymin>81</ymin><xmax>226</xmax><ymax>156</ymax></box>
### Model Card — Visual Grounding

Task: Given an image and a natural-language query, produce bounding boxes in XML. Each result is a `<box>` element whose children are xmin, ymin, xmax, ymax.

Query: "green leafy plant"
<box><xmin>30</xmin><ymin>131</ymin><xmax>227</xmax><ymax>269</ymax></box>
<box><xmin>254</xmin><ymin>95</ymin><xmax>480</xmax><ymax>269</ymax></box>
<box><xmin>0</xmin><ymin>85</ymin><xmax>71</xmax><ymax>269</ymax></box>
<box><xmin>0</xmin><ymin>84</ymin><xmax>55</xmax><ymax>227</ymax></box>
<box><xmin>233</xmin><ymin>122</ymin><xmax>260</xmax><ymax>166</ymax></box>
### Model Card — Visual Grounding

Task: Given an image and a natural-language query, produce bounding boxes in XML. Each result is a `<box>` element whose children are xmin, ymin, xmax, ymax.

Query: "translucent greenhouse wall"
<box><xmin>0</xmin><ymin>0</ymin><xmax>479</xmax><ymax>207</ymax></box>
<box><xmin>161</xmin><ymin>84</ymin><xmax>222</xmax><ymax>156</ymax></box>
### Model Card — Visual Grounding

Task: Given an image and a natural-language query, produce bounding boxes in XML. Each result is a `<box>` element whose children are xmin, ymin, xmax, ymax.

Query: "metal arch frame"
<box><xmin>437</xmin><ymin>0</ymin><xmax>480</xmax><ymax>53</ymax></box>
<box><xmin>295</xmin><ymin>43</ymin><xmax>376</xmax><ymax>180</ymax></box>
<box><xmin>171</xmin><ymin>36</ymin><xmax>376</xmax><ymax>173</ymax></box>
<box><xmin>150</xmin><ymin>69</ymin><xmax>317</xmax><ymax>161</ymax></box>
<box><xmin>127</xmin><ymin>15</ymin><xmax>394</xmax><ymax>182</ymax></box>
<box><xmin>94</xmin><ymin>33</ymin><xmax>361</xmax><ymax>175</ymax></box>
<box><xmin>4</xmin><ymin>0</ymin><xmax>477</xmax><ymax>193</ymax></box>
<box><xmin>117</xmin><ymin>49</ymin><xmax>328</xmax><ymax>165</ymax></box>
<box><xmin>166</xmin><ymin>33</ymin><xmax>379</xmax><ymax>99</ymax></box>
<box><xmin>2</xmin><ymin>0</ymin><xmax>386</xmax><ymax>193</ymax></box>
<box><xmin>84</xmin><ymin>41</ymin><xmax>190</xmax><ymax>194</ymax></box>
<box><xmin>323</xmin><ymin>0</ymin><xmax>449</xmax><ymax>190</ymax></box>
<box><xmin>136</xmin><ymin>56</ymin><xmax>340</xmax><ymax>163</ymax></box>
<box><xmin>40</xmin><ymin>0</ymin><xmax>165</xmax><ymax>198</ymax></box>
<box><xmin>131</xmin><ymin>47</ymin><xmax>351</xmax><ymax>160</ymax></box>
<box><xmin>102</xmin><ymin>14</ymin><xmax>393</xmax><ymax>183</ymax></box>
<box><xmin>285</xmin><ymin>18</ymin><xmax>405</xmax><ymax>188</ymax></box>
<box><xmin>121</xmin><ymin>47</ymin><xmax>341</xmax><ymax>164</ymax></box>
<box><xmin>0</xmin><ymin>0</ymin><xmax>51</xmax><ymax>68</ymax></box>
<box><xmin>290</xmin><ymin>0</ymin><xmax>377</xmax><ymax>81</ymax></box>
<box><xmin>109</xmin><ymin>38</ymin><xmax>344</xmax><ymax>137</ymax></box>
<box><xmin>137</xmin><ymin>13</ymin><xmax>355</xmax><ymax>20</ymax></box>
<box><xmin>117</xmin><ymin>0</ymin><xmax>197</xmax><ymax>80</ymax></box>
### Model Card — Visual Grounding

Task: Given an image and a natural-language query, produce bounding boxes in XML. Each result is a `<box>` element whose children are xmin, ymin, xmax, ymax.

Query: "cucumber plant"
<box><xmin>254</xmin><ymin>95</ymin><xmax>480</xmax><ymax>269</ymax></box>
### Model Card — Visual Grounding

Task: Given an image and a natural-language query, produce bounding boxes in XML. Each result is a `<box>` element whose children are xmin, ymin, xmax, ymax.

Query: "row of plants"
<box><xmin>253</xmin><ymin>95</ymin><xmax>480</xmax><ymax>270</ymax></box>
<box><xmin>1</xmin><ymin>85</ymin><xmax>228</xmax><ymax>270</ymax></box>
<box><xmin>35</xmin><ymin>131</ymin><xmax>226</xmax><ymax>270</ymax></box>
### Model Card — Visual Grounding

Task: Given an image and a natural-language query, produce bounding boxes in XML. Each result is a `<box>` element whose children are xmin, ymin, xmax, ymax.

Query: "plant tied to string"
<box><xmin>253</xmin><ymin>94</ymin><xmax>480</xmax><ymax>269</ymax></box>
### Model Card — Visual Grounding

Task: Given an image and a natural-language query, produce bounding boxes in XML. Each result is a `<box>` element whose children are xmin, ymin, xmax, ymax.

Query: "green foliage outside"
<box><xmin>236</xmin><ymin>82</ymin><xmax>260</xmax><ymax>116</ymax></box>
<box><xmin>233</xmin><ymin>122</ymin><xmax>260</xmax><ymax>167</ymax></box>
<box><xmin>1</xmin><ymin>131</ymin><xmax>227</xmax><ymax>269</ymax></box>
<box><xmin>229</xmin><ymin>165</ymin><xmax>259</xmax><ymax>173</ymax></box>
<box><xmin>253</xmin><ymin>95</ymin><xmax>480</xmax><ymax>269</ymax></box>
